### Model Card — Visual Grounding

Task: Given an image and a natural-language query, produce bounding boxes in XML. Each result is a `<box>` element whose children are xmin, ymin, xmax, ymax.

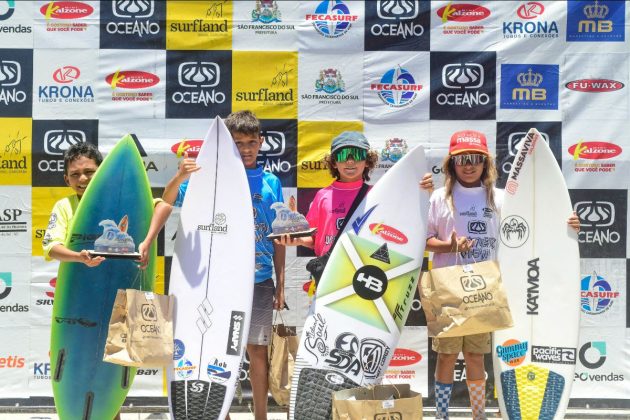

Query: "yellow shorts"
<box><xmin>432</xmin><ymin>332</ymin><xmax>491</xmax><ymax>354</ymax></box>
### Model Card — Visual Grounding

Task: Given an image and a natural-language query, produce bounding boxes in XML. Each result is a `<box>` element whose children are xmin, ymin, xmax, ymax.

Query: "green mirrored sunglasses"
<box><xmin>334</xmin><ymin>147</ymin><xmax>367</xmax><ymax>162</ymax></box>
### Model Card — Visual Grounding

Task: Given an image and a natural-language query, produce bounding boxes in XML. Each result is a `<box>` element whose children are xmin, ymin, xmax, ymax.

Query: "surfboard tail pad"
<box><xmin>501</xmin><ymin>364</ymin><xmax>564</xmax><ymax>420</ymax></box>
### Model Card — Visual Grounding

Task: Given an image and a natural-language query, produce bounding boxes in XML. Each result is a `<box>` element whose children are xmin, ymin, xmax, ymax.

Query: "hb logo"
<box><xmin>113</xmin><ymin>0</ymin><xmax>154</xmax><ymax>18</ymax></box>
<box><xmin>460</xmin><ymin>275</ymin><xmax>486</xmax><ymax>292</ymax></box>
<box><xmin>443</xmin><ymin>63</ymin><xmax>484</xmax><ymax>89</ymax></box>
<box><xmin>574</xmin><ymin>201</ymin><xmax>614</xmax><ymax>227</ymax></box>
<box><xmin>353</xmin><ymin>265</ymin><xmax>388</xmax><ymax>300</ymax></box>
<box><xmin>44</xmin><ymin>130</ymin><xmax>85</xmax><ymax>155</ymax></box>
<box><xmin>178</xmin><ymin>62</ymin><xmax>219</xmax><ymax>88</ymax></box>
<box><xmin>141</xmin><ymin>304</ymin><xmax>157</xmax><ymax>322</ymax></box>
<box><xmin>260</xmin><ymin>131</ymin><xmax>285</xmax><ymax>157</ymax></box>
<box><xmin>377</xmin><ymin>0</ymin><xmax>419</xmax><ymax>20</ymax></box>
<box><xmin>357</xmin><ymin>273</ymin><xmax>383</xmax><ymax>292</ymax></box>
<box><xmin>0</xmin><ymin>61</ymin><xmax>20</xmax><ymax>86</ymax></box>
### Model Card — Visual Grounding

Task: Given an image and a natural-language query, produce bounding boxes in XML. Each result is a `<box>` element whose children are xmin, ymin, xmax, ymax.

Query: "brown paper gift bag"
<box><xmin>332</xmin><ymin>384</ymin><xmax>423</xmax><ymax>420</ymax></box>
<box><xmin>419</xmin><ymin>260</ymin><xmax>513</xmax><ymax>338</ymax></box>
<box><xmin>267</xmin><ymin>317</ymin><xmax>299</xmax><ymax>406</ymax></box>
<box><xmin>103</xmin><ymin>289</ymin><xmax>174</xmax><ymax>367</ymax></box>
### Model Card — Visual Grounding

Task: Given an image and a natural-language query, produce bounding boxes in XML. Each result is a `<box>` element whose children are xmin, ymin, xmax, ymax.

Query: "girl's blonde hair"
<box><xmin>323</xmin><ymin>150</ymin><xmax>379</xmax><ymax>181</ymax></box>
<box><xmin>441</xmin><ymin>153</ymin><xmax>498</xmax><ymax>213</ymax></box>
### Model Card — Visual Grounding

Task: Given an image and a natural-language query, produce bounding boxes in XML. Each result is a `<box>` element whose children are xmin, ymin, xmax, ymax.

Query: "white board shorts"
<box><xmin>247</xmin><ymin>278</ymin><xmax>275</xmax><ymax>346</ymax></box>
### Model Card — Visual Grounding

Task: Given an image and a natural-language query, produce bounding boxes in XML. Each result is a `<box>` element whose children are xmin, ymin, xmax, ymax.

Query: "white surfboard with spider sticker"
<box><xmin>493</xmin><ymin>128</ymin><xmax>580</xmax><ymax>420</ymax></box>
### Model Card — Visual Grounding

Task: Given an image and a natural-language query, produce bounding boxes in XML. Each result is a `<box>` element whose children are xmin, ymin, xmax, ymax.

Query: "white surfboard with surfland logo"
<box><xmin>289</xmin><ymin>145</ymin><xmax>430</xmax><ymax>420</ymax></box>
<box><xmin>167</xmin><ymin>117</ymin><xmax>255</xmax><ymax>420</ymax></box>
<box><xmin>493</xmin><ymin>128</ymin><xmax>580</xmax><ymax>420</ymax></box>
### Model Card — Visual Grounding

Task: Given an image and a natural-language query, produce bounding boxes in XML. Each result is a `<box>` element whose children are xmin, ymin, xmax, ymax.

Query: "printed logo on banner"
<box><xmin>0</xmin><ymin>1</ymin><xmax>32</xmax><ymax>34</ymax></box>
<box><xmin>495</xmin><ymin>122</ymin><xmax>562</xmax><ymax>188</ymax></box>
<box><xmin>301</xmin><ymin>68</ymin><xmax>359</xmax><ymax>106</ymax></box>
<box><xmin>503</xmin><ymin>2</ymin><xmax>559</xmax><ymax>39</ymax></box>
<box><xmin>567</xmin><ymin>0</ymin><xmax>625</xmax><ymax>42</ymax></box>
<box><xmin>166</xmin><ymin>1</ymin><xmax>232</xmax><ymax>50</ymax></box>
<box><xmin>0</xmin><ymin>121</ymin><xmax>30</xmax><ymax>183</ymax></box>
<box><xmin>365</xmin><ymin>0</ymin><xmax>430</xmax><ymax>51</ymax></box>
<box><xmin>531</xmin><ymin>345</ymin><xmax>577</xmax><ymax>365</ymax></box>
<box><xmin>129</xmin><ymin>134</ymin><xmax>159</xmax><ymax>173</ymax></box>
<box><xmin>0</xmin><ymin>49</ymin><xmax>32</xmax><ymax>117</ymax></box>
<box><xmin>105</xmin><ymin>68</ymin><xmax>160</xmax><ymax>105</ymax></box>
<box><xmin>257</xmin><ymin>119</ymin><xmax>297</xmax><ymax>188</ymax></box>
<box><xmin>430</xmin><ymin>52</ymin><xmax>496</xmax><ymax>120</ymax></box>
<box><xmin>32</xmin><ymin>120</ymin><xmax>98</xmax><ymax>187</ymax></box>
<box><xmin>569</xmin><ymin>140</ymin><xmax>621</xmax><ymax>174</ymax></box>
<box><xmin>166</xmin><ymin>51</ymin><xmax>231</xmax><ymax>118</ymax></box>
<box><xmin>0</xmin><ymin>204</ymin><xmax>27</xmax><ymax>240</ymax></box>
<box><xmin>570</xmin><ymin>189</ymin><xmax>627</xmax><ymax>258</ymax></box>
<box><xmin>0</xmin><ymin>0</ymin><xmax>15</xmax><ymax>21</ymax></box>
<box><xmin>0</xmin><ymin>355</ymin><xmax>25</xmax><ymax>368</ymax></box>
<box><xmin>101</xmin><ymin>0</ymin><xmax>166</xmax><ymax>49</ymax></box>
<box><xmin>35</xmin><ymin>277</ymin><xmax>56</xmax><ymax>306</ymax></box>
<box><xmin>39</xmin><ymin>1</ymin><xmax>93</xmax><ymax>33</ymax></box>
<box><xmin>566</xmin><ymin>79</ymin><xmax>624</xmax><ymax>92</ymax></box>
<box><xmin>32</xmin><ymin>360</ymin><xmax>51</xmax><ymax>380</ymax></box>
<box><xmin>500</xmin><ymin>64</ymin><xmax>559</xmax><ymax>110</ymax></box>
<box><xmin>437</xmin><ymin>2</ymin><xmax>490</xmax><ymax>35</ymax></box>
<box><xmin>37</xmin><ymin>65</ymin><xmax>94</xmax><ymax>104</ymax></box>
<box><xmin>0</xmin><ymin>272</ymin><xmax>11</xmax><ymax>299</ymax></box>
<box><xmin>236</xmin><ymin>0</ymin><xmax>295</xmax><ymax>34</ymax></box>
<box><xmin>377</xmin><ymin>137</ymin><xmax>408</xmax><ymax>171</ymax></box>
<box><xmin>370</xmin><ymin>65</ymin><xmax>423</xmax><ymax>108</ymax></box>
<box><xmin>580</xmin><ymin>272</ymin><xmax>620</xmax><ymax>315</ymax></box>
<box><xmin>575</xmin><ymin>341</ymin><xmax>624</xmax><ymax>383</ymax></box>
<box><xmin>305</xmin><ymin>0</ymin><xmax>358</xmax><ymax>38</ymax></box>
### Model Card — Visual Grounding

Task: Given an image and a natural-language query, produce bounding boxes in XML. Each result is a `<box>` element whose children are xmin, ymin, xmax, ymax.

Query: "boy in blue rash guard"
<box><xmin>138</xmin><ymin>110</ymin><xmax>285</xmax><ymax>420</ymax></box>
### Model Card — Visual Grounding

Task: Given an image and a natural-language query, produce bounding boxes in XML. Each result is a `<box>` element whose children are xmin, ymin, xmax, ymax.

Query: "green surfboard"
<box><xmin>50</xmin><ymin>136</ymin><xmax>156</xmax><ymax>420</ymax></box>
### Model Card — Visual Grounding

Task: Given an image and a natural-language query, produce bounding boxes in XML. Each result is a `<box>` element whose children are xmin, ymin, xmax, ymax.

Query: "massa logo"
<box><xmin>178</xmin><ymin>62</ymin><xmax>219</xmax><ymax>88</ymax></box>
<box><xmin>517</xmin><ymin>2</ymin><xmax>545</xmax><ymax>19</ymax></box>
<box><xmin>389</xmin><ymin>348</ymin><xmax>421</xmax><ymax>367</ymax></box>
<box><xmin>113</xmin><ymin>0</ymin><xmax>154</xmax><ymax>18</ymax></box>
<box><xmin>40</xmin><ymin>1</ymin><xmax>94</xmax><ymax>19</ymax></box>
<box><xmin>369</xmin><ymin>223</ymin><xmax>408</xmax><ymax>244</ymax></box>
<box><xmin>0</xmin><ymin>60</ymin><xmax>20</xmax><ymax>87</ymax></box>
<box><xmin>568</xmin><ymin>141</ymin><xmax>621</xmax><ymax>160</ymax></box>
<box><xmin>44</xmin><ymin>130</ymin><xmax>85</xmax><ymax>155</ymax></box>
<box><xmin>106</xmin><ymin>70</ymin><xmax>160</xmax><ymax>89</ymax></box>
<box><xmin>52</xmin><ymin>66</ymin><xmax>80</xmax><ymax>84</ymax></box>
<box><xmin>566</xmin><ymin>79</ymin><xmax>624</xmax><ymax>92</ymax></box>
<box><xmin>171</xmin><ymin>139</ymin><xmax>203</xmax><ymax>158</ymax></box>
<box><xmin>437</xmin><ymin>3</ymin><xmax>490</xmax><ymax>22</ymax></box>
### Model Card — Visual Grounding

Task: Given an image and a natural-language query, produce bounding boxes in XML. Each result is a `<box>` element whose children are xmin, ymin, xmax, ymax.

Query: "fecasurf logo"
<box><xmin>171</xmin><ymin>139</ymin><xmax>203</xmax><ymax>158</ymax></box>
<box><xmin>566</xmin><ymin>79</ymin><xmax>624</xmax><ymax>92</ymax></box>
<box><xmin>106</xmin><ymin>70</ymin><xmax>160</xmax><ymax>89</ymax></box>
<box><xmin>389</xmin><ymin>348</ymin><xmax>421</xmax><ymax>367</ymax></box>
<box><xmin>437</xmin><ymin>3</ymin><xmax>490</xmax><ymax>22</ymax></box>
<box><xmin>39</xmin><ymin>66</ymin><xmax>94</xmax><ymax>104</ymax></box>
<box><xmin>504</xmin><ymin>2</ymin><xmax>559</xmax><ymax>39</ymax></box>
<box><xmin>40</xmin><ymin>1</ymin><xmax>94</xmax><ymax>20</ymax></box>
<box><xmin>371</xmin><ymin>66</ymin><xmax>423</xmax><ymax>108</ymax></box>
<box><xmin>306</xmin><ymin>0</ymin><xmax>358</xmax><ymax>38</ymax></box>
<box><xmin>580</xmin><ymin>272</ymin><xmax>619</xmax><ymax>315</ymax></box>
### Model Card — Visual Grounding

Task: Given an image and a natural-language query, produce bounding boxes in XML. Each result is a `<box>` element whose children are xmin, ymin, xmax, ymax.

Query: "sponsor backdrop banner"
<box><xmin>0</xmin><ymin>0</ymin><xmax>629</xmax><ymax>410</ymax></box>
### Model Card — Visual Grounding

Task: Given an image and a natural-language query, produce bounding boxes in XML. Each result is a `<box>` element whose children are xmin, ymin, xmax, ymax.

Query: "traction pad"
<box><xmin>294</xmin><ymin>368</ymin><xmax>359</xmax><ymax>420</ymax></box>
<box><xmin>171</xmin><ymin>380</ymin><xmax>227</xmax><ymax>420</ymax></box>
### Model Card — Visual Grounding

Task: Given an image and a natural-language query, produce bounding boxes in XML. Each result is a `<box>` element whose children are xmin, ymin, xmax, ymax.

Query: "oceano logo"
<box><xmin>178</xmin><ymin>62</ymin><xmax>219</xmax><ymax>88</ymax></box>
<box><xmin>0</xmin><ymin>60</ymin><xmax>20</xmax><ymax>87</ymax></box>
<box><xmin>113</xmin><ymin>0</ymin><xmax>154</xmax><ymax>19</ymax></box>
<box><xmin>377</xmin><ymin>0</ymin><xmax>419</xmax><ymax>20</ymax></box>
<box><xmin>44</xmin><ymin>130</ymin><xmax>85</xmax><ymax>156</ymax></box>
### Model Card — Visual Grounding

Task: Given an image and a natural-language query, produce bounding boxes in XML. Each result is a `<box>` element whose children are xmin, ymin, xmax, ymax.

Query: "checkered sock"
<box><xmin>435</xmin><ymin>381</ymin><xmax>453</xmax><ymax>420</ymax></box>
<box><xmin>467</xmin><ymin>378</ymin><xmax>487</xmax><ymax>420</ymax></box>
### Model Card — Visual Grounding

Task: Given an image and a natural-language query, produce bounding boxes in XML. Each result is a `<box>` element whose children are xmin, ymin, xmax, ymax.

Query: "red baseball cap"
<box><xmin>449</xmin><ymin>130</ymin><xmax>489</xmax><ymax>156</ymax></box>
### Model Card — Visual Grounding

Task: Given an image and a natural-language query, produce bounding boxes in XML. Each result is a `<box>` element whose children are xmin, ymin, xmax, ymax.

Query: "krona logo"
<box><xmin>53</xmin><ymin>66</ymin><xmax>80</xmax><ymax>84</ymax></box>
<box><xmin>106</xmin><ymin>70</ymin><xmax>159</xmax><ymax>89</ymax></box>
<box><xmin>40</xmin><ymin>2</ymin><xmax>93</xmax><ymax>19</ymax></box>
<box><xmin>565</xmin><ymin>79</ymin><xmax>624</xmax><ymax>93</ymax></box>
<box><xmin>171</xmin><ymin>140</ymin><xmax>203</xmax><ymax>158</ymax></box>
<box><xmin>568</xmin><ymin>141</ymin><xmax>621</xmax><ymax>160</ymax></box>
<box><xmin>369</xmin><ymin>223</ymin><xmax>408</xmax><ymax>244</ymax></box>
<box><xmin>437</xmin><ymin>3</ymin><xmax>490</xmax><ymax>22</ymax></box>
<box><xmin>517</xmin><ymin>2</ymin><xmax>545</xmax><ymax>19</ymax></box>
<box><xmin>389</xmin><ymin>348</ymin><xmax>421</xmax><ymax>367</ymax></box>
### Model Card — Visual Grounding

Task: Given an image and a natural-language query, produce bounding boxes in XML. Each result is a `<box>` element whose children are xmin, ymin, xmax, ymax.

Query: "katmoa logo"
<box><xmin>52</xmin><ymin>66</ymin><xmax>80</xmax><ymax>84</ymax></box>
<box><xmin>437</xmin><ymin>3</ymin><xmax>490</xmax><ymax>22</ymax></box>
<box><xmin>106</xmin><ymin>70</ymin><xmax>159</xmax><ymax>89</ymax></box>
<box><xmin>566</xmin><ymin>79</ymin><xmax>624</xmax><ymax>92</ymax></box>
<box><xmin>569</xmin><ymin>141</ymin><xmax>621</xmax><ymax>160</ymax></box>
<box><xmin>40</xmin><ymin>1</ymin><xmax>94</xmax><ymax>19</ymax></box>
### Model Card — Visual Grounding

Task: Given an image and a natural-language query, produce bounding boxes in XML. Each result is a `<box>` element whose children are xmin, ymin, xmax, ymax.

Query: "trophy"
<box><xmin>267</xmin><ymin>196</ymin><xmax>317</xmax><ymax>239</ymax></box>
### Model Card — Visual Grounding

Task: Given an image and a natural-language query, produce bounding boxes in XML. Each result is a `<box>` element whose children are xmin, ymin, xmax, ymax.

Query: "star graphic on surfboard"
<box><xmin>316</xmin><ymin>233</ymin><xmax>420</xmax><ymax>333</ymax></box>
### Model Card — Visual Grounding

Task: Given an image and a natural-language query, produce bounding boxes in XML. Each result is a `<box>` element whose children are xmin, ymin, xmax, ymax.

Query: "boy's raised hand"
<box><xmin>175</xmin><ymin>152</ymin><xmax>201</xmax><ymax>181</ymax></box>
<box><xmin>419</xmin><ymin>172</ymin><xmax>434</xmax><ymax>192</ymax></box>
<box><xmin>567</xmin><ymin>211</ymin><xmax>580</xmax><ymax>232</ymax></box>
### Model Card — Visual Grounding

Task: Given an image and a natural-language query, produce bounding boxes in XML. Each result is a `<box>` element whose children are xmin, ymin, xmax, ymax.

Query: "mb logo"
<box><xmin>178</xmin><ymin>62</ymin><xmax>219</xmax><ymax>88</ymax></box>
<box><xmin>0</xmin><ymin>61</ymin><xmax>20</xmax><ymax>86</ymax></box>
<box><xmin>513</xmin><ymin>68</ymin><xmax>546</xmax><ymax>101</ymax></box>
<box><xmin>141</xmin><ymin>303</ymin><xmax>157</xmax><ymax>322</ymax></box>
<box><xmin>260</xmin><ymin>131</ymin><xmax>285</xmax><ymax>157</ymax></box>
<box><xmin>353</xmin><ymin>265</ymin><xmax>388</xmax><ymax>300</ymax></box>
<box><xmin>44</xmin><ymin>130</ymin><xmax>85</xmax><ymax>155</ymax></box>
<box><xmin>460</xmin><ymin>275</ymin><xmax>486</xmax><ymax>292</ymax></box>
<box><xmin>377</xmin><ymin>0</ymin><xmax>419</xmax><ymax>20</ymax></box>
<box><xmin>574</xmin><ymin>201</ymin><xmax>614</xmax><ymax>227</ymax></box>
<box><xmin>443</xmin><ymin>63</ymin><xmax>484</xmax><ymax>89</ymax></box>
<box><xmin>579</xmin><ymin>0</ymin><xmax>612</xmax><ymax>33</ymax></box>
<box><xmin>113</xmin><ymin>0</ymin><xmax>154</xmax><ymax>18</ymax></box>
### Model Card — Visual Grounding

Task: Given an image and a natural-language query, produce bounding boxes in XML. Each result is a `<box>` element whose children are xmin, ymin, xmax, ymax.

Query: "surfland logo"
<box><xmin>197</xmin><ymin>213</ymin><xmax>228</xmax><ymax>234</ymax></box>
<box><xmin>226</xmin><ymin>311</ymin><xmax>245</xmax><ymax>356</ymax></box>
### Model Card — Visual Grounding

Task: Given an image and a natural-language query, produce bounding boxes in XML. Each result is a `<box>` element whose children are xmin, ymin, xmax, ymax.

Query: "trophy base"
<box><xmin>267</xmin><ymin>227</ymin><xmax>317</xmax><ymax>240</ymax></box>
<box><xmin>87</xmin><ymin>250</ymin><xmax>142</xmax><ymax>260</ymax></box>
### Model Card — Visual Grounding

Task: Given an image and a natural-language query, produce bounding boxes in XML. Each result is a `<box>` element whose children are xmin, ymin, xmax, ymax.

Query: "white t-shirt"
<box><xmin>427</xmin><ymin>181</ymin><xmax>504</xmax><ymax>269</ymax></box>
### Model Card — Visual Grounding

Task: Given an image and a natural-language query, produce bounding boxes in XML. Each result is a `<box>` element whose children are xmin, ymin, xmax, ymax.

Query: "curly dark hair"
<box><xmin>323</xmin><ymin>149</ymin><xmax>379</xmax><ymax>181</ymax></box>
<box><xmin>63</xmin><ymin>142</ymin><xmax>103</xmax><ymax>176</ymax></box>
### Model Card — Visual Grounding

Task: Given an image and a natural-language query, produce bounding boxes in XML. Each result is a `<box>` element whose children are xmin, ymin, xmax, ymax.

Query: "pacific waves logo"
<box><xmin>306</xmin><ymin>0</ymin><xmax>358</xmax><ymax>38</ymax></box>
<box><xmin>580</xmin><ymin>271</ymin><xmax>619</xmax><ymax>315</ymax></box>
<box><xmin>371</xmin><ymin>65</ymin><xmax>422</xmax><ymax>108</ymax></box>
<box><xmin>197</xmin><ymin>213</ymin><xmax>228</xmax><ymax>234</ymax></box>
<box><xmin>38</xmin><ymin>66</ymin><xmax>94</xmax><ymax>104</ymax></box>
<box><xmin>234</xmin><ymin>64</ymin><xmax>294</xmax><ymax>105</ymax></box>
<box><xmin>503</xmin><ymin>2</ymin><xmax>559</xmax><ymax>39</ymax></box>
